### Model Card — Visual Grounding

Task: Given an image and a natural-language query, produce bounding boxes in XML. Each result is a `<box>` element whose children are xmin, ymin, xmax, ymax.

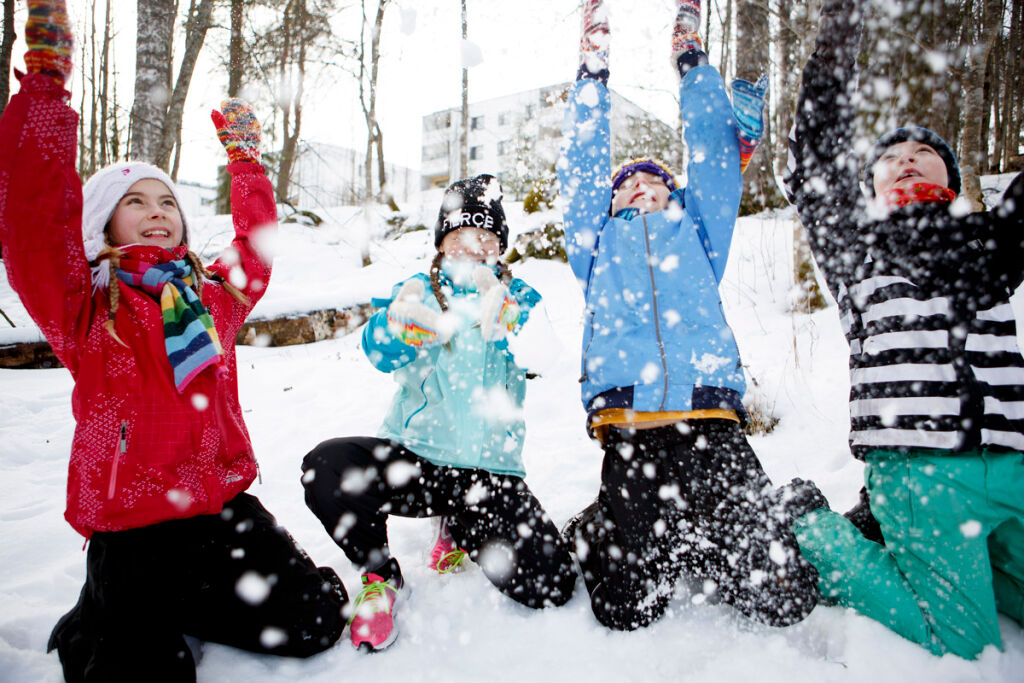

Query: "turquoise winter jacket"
<box><xmin>362</xmin><ymin>268</ymin><xmax>541</xmax><ymax>477</ymax></box>
<box><xmin>557</xmin><ymin>64</ymin><xmax>746</xmax><ymax>420</ymax></box>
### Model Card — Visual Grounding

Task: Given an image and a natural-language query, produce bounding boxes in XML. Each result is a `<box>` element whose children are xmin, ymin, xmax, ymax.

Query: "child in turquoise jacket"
<box><xmin>301</xmin><ymin>175</ymin><xmax>575</xmax><ymax>652</ymax></box>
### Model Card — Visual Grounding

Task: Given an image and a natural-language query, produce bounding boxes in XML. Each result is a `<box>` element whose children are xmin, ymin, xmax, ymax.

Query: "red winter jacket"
<box><xmin>0</xmin><ymin>74</ymin><xmax>276</xmax><ymax>537</ymax></box>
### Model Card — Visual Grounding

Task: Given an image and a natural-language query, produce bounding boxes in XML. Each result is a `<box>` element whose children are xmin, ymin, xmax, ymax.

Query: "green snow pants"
<box><xmin>794</xmin><ymin>448</ymin><xmax>1024</xmax><ymax>659</ymax></box>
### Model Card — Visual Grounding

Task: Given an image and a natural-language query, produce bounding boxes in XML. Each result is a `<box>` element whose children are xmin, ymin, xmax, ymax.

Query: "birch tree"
<box><xmin>130</xmin><ymin>0</ymin><xmax>215</xmax><ymax>175</ymax></box>
<box><xmin>1</xmin><ymin>0</ymin><xmax>15</xmax><ymax>117</ymax></box>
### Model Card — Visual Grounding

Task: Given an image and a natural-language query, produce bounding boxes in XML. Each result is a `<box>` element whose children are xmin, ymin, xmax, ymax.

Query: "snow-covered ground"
<box><xmin>2</xmin><ymin>179</ymin><xmax>1023</xmax><ymax>682</ymax></box>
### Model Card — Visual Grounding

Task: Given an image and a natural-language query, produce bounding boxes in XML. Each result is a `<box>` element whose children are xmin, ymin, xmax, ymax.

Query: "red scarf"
<box><xmin>881</xmin><ymin>182</ymin><xmax>957</xmax><ymax>208</ymax></box>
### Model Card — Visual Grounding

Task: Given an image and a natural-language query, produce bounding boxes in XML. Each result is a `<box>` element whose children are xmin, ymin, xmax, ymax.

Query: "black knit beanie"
<box><xmin>434</xmin><ymin>174</ymin><xmax>508</xmax><ymax>252</ymax></box>
<box><xmin>863</xmin><ymin>126</ymin><xmax>961</xmax><ymax>197</ymax></box>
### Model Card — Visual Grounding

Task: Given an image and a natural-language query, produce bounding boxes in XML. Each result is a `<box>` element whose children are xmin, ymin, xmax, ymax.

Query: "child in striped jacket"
<box><xmin>785</xmin><ymin>0</ymin><xmax>1024</xmax><ymax>660</ymax></box>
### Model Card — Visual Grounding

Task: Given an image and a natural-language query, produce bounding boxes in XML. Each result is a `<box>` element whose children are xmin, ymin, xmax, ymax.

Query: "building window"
<box><xmin>470</xmin><ymin>145</ymin><xmax>484</xmax><ymax>161</ymax></box>
<box><xmin>498</xmin><ymin>112</ymin><xmax>510</xmax><ymax>127</ymax></box>
<box><xmin>423</xmin><ymin>143</ymin><xmax>447</xmax><ymax>161</ymax></box>
<box><xmin>427</xmin><ymin>112</ymin><xmax>451</xmax><ymax>131</ymax></box>
<box><xmin>498</xmin><ymin>139</ymin><xmax>514</xmax><ymax>157</ymax></box>
<box><xmin>471</xmin><ymin>115</ymin><xmax>484</xmax><ymax>130</ymax></box>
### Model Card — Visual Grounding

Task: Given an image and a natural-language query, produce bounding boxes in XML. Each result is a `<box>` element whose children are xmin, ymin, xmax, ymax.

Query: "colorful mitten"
<box><xmin>731</xmin><ymin>74</ymin><xmax>769</xmax><ymax>174</ymax></box>
<box><xmin>474</xmin><ymin>266</ymin><xmax>520</xmax><ymax>342</ymax></box>
<box><xmin>578</xmin><ymin>0</ymin><xmax>609</xmax><ymax>84</ymax></box>
<box><xmin>211</xmin><ymin>98</ymin><xmax>262</xmax><ymax>165</ymax></box>
<box><xmin>671</xmin><ymin>0</ymin><xmax>702</xmax><ymax>55</ymax></box>
<box><xmin>24</xmin><ymin>0</ymin><xmax>74</xmax><ymax>85</ymax></box>
<box><xmin>386</xmin><ymin>280</ymin><xmax>450</xmax><ymax>348</ymax></box>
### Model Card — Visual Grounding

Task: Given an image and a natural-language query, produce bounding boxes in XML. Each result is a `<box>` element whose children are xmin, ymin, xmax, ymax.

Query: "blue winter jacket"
<box><xmin>362</xmin><ymin>268</ymin><xmax>541</xmax><ymax>477</ymax></box>
<box><xmin>557</xmin><ymin>65</ymin><xmax>746</xmax><ymax>420</ymax></box>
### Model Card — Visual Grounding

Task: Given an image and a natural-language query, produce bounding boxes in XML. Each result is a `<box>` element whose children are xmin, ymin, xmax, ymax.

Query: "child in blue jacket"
<box><xmin>558</xmin><ymin>0</ymin><xmax>822</xmax><ymax>631</ymax></box>
<box><xmin>301</xmin><ymin>175</ymin><xmax>575</xmax><ymax>651</ymax></box>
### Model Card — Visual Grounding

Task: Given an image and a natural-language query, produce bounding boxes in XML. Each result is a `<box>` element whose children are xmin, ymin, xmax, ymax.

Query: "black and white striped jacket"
<box><xmin>784</xmin><ymin>7</ymin><xmax>1024</xmax><ymax>457</ymax></box>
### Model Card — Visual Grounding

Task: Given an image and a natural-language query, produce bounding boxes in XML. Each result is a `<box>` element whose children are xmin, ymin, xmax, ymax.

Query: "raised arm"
<box><xmin>557</xmin><ymin>0</ymin><xmax>612</xmax><ymax>286</ymax></box>
<box><xmin>679</xmin><ymin>64</ymin><xmax>743</xmax><ymax>283</ymax></box>
<box><xmin>207</xmin><ymin>98</ymin><xmax>276</xmax><ymax>310</ymax></box>
<box><xmin>783</xmin><ymin>0</ymin><xmax>868</xmax><ymax>291</ymax></box>
<box><xmin>0</xmin><ymin>1</ymin><xmax>93</xmax><ymax>370</ymax></box>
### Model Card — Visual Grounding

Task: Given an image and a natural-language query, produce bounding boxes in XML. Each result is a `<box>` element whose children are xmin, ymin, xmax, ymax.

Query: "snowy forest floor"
<box><xmin>2</xmin><ymin>177</ymin><xmax>1023</xmax><ymax>682</ymax></box>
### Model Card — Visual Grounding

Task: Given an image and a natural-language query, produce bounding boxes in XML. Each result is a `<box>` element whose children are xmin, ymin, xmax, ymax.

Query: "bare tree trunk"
<box><xmin>275</xmin><ymin>1</ymin><xmax>304</xmax><ymax>205</ymax></box>
<box><xmin>1000</xmin><ymin>0</ymin><xmax>1023</xmax><ymax>171</ymax></box>
<box><xmin>359</xmin><ymin>0</ymin><xmax>389</xmax><ymax>204</ymax></box>
<box><xmin>1</xmin><ymin>0</ymin><xmax>16</xmax><ymax>118</ymax></box>
<box><xmin>99</xmin><ymin>0</ymin><xmax>112</xmax><ymax>167</ymax></box>
<box><xmin>960</xmin><ymin>0</ymin><xmax>1003</xmax><ymax>210</ymax></box>
<box><xmin>130</xmin><ymin>0</ymin><xmax>176</xmax><ymax>164</ymax></box>
<box><xmin>228</xmin><ymin>0</ymin><xmax>245</xmax><ymax>96</ymax></box>
<box><xmin>735</xmin><ymin>0</ymin><xmax>784</xmax><ymax>214</ymax></box>
<box><xmin>720</xmin><ymin>0</ymin><xmax>732</xmax><ymax>84</ymax></box>
<box><xmin>460</xmin><ymin>0</ymin><xmax>468</xmax><ymax>179</ymax></box>
<box><xmin>217</xmin><ymin>0</ymin><xmax>247</xmax><ymax>215</ymax></box>
<box><xmin>154</xmin><ymin>0</ymin><xmax>215</xmax><ymax>174</ymax></box>
<box><xmin>86</xmin><ymin>7</ymin><xmax>98</xmax><ymax>178</ymax></box>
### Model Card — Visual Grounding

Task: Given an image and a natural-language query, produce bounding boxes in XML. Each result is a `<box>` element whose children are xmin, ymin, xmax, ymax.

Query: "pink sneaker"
<box><xmin>349</xmin><ymin>573</ymin><xmax>401</xmax><ymax>651</ymax></box>
<box><xmin>429</xmin><ymin>517</ymin><xmax>467</xmax><ymax>574</ymax></box>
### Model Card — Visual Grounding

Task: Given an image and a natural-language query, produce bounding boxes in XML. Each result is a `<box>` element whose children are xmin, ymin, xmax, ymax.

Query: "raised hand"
<box><xmin>386</xmin><ymin>279</ymin><xmax>451</xmax><ymax>348</ymax></box>
<box><xmin>24</xmin><ymin>0</ymin><xmax>74</xmax><ymax>85</ymax></box>
<box><xmin>579</xmin><ymin>0</ymin><xmax>609</xmax><ymax>83</ymax></box>
<box><xmin>671</xmin><ymin>0</ymin><xmax>702</xmax><ymax>56</ymax></box>
<box><xmin>473</xmin><ymin>266</ymin><xmax>520</xmax><ymax>343</ymax></box>
<box><xmin>731</xmin><ymin>74</ymin><xmax>769</xmax><ymax>173</ymax></box>
<box><xmin>211</xmin><ymin>98</ymin><xmax>262</xmax><ymax>165</ymax></box>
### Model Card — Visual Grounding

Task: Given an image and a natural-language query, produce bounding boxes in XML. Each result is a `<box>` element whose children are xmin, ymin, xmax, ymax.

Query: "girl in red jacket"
<box><xmin>0</xmin><ymin>3</ymin><xmax>347</xmax><ymax>681</ymax></box>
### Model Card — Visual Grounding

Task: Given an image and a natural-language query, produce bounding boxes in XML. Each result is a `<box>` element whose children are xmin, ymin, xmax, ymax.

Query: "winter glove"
<box><xmin>23</xmin><ymin>0</ymin><xmax>74</xmax><ymax>85</ymax></box>
<box><xmin>473</xmin><ymin>266</ymin><xmax>520</xmax><ymax>343</ymax></box>
<box><xmin>211</xmin><ymin>98</ymin><xmax>262</xmax><ymax>165</ymax></box>
<box><xmin>578</xmin><ymin>0</ymin><xmax>609</xmax><ymax>85</ymax></box>
<box><xmin>386</xmin><ymin>279</ymin><xmax>451</xmax><ymax>348</ymax></box>
<box><xmin>731</xmin><ymin>74</ymin><xmax>769</xmax><ymax>174</ymax></box>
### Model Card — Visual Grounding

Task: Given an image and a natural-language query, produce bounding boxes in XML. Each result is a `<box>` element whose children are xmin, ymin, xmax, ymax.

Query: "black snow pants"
<box><xmin>301</xmin><ymin>436</ymin><xmax>576</xmax><ymax>608</ymax></box>
<box><xmin>48</xmin><ymin>493</ymin><xmax>347</xmax><ymax>683</ymax></box>
<box><xmin>581</xmin><ymin>420</ymin><xmax>819</xmax><ymax>630</ymax></box>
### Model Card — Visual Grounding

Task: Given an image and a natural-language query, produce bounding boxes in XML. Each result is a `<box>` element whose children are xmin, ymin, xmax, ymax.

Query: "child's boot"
<box><xmin>429</xmin><ymin>516</ymin><xmax>467</xmax><ymax>574</ymax></box>
<box><xmin>349</xmin><ymin>572</ymin><xmax>402</xmax><ymax>652</ymax></box>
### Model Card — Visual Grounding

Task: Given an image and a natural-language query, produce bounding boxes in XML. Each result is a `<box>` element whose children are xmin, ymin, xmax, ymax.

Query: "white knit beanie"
<box><xmin>81</xmin><ymin>161</ymin><xmax>189</xmax><ymax>291</ymax></box>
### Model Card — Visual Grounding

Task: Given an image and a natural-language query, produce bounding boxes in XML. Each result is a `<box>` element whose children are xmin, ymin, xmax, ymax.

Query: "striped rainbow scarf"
<box><xmin>115</xmin><ymin>245</ymin><xmax>226</xmax><ymax>391</ymax></box>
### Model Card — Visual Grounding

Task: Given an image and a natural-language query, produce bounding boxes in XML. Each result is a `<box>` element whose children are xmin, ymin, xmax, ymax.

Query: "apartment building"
<box><xmin>421</xmin><ymin>83</ymin><xmax>678</xmax><ymax>193</ymax></box>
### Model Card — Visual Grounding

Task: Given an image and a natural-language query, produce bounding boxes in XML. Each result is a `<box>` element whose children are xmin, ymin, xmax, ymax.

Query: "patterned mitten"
<box><xmin>386</xmin><ymin>280</ymin><xmax>450</xmax><ymax>348</ymax></box>
<box><xmin>731</xmin><ymin>75</ymin><xmax>769</xmax><ymax>173</ymax></box>
<box><xmin>24</xmin><ymin>0</ymin><xmax>74</xmax><ymax>85</ymax></box>
<box><xmin>672</xmin><ymin>0</ymin><xmax>709</xmax><ymax>77</ymax></box>
<box><xmin>474</xmin><ymin>266</ymin><xmax>520</xmax><ymax>342</ymax></box>
<box><xmin>211</xmin><ymin>98</ymin><xmax>262</xmax><ymax>165</ymax></box>
<box><xmin>578</xmin><ymin>0</ymin><xmax>610</xmax><ymax>84</ymax></box>
<box><xmin>671</xmin><ymin>0</ymin><xmax>702</xmax><ymax>54</ymax></box>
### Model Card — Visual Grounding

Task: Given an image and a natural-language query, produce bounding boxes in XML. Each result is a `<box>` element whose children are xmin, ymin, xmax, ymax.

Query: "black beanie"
<box><xmin>434</xmin><ymin>174</ymin><xmax>508</xmax><ymax>252</ymax></box>
<box><xmin>863</xmin><ymin>126</ymin><xmax>961</xmax><ymax>197</ymax></box>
